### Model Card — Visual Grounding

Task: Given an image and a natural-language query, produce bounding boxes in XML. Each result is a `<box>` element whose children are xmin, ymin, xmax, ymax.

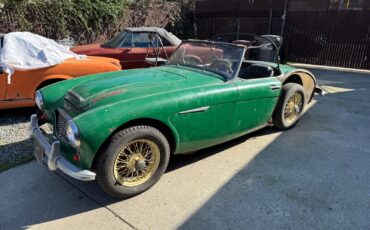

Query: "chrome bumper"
<box><xmin>30</xmin><ymin>114</ymin><xmax>96</xmax><ymax>181</ymax></box>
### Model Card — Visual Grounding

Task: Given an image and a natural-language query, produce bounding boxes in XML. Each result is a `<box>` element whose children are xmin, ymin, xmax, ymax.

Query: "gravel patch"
<box><xmin>0</xmin><ymin>109</ymin><xmax>35</xmax><ymax>172</ymax></box>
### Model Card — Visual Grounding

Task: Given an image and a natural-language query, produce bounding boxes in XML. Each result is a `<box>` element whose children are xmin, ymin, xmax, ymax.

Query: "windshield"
<box><xmin>104</xmin><ymin>31</ymin><xmax>129</xmax><ymax>48</ymax></box>
<box><xmin>212</xmin><ymin>33</ymin><xmax>281</xmax><ymax>63</ymax></box>
<box><xmin>167</xmin><ymin>41</ymin><xmax>245</xmax><ymax>79</ymax></box>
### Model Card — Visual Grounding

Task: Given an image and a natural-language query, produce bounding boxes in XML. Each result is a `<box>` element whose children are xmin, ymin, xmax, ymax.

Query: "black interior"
<box><xmin>238</xmin><ymin>62</ymin><xmax>277</xmax><ymax>80</ymax></box>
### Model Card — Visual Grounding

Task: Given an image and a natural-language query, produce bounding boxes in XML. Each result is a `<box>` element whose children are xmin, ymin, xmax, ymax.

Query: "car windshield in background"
<box><xmin>167</xmin><ymin>41</ymin><xmax>245</xmax><ymax>79</ymax></box>
<box><xmin>104</xmin><ymin>31</ymin><xmax>129</xmax><ymax>48</ymax></box>
<box><xmin>212</xmin><ymin>33</ymin><xmax>281</xmax><ymax>63</ymax></box>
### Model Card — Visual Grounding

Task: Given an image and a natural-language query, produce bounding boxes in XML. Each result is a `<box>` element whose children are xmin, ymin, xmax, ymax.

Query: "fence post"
<box><xmin>269</xmin><ymin>8</ymin><xmax>273</xmax><ymax>34</ymax></box>
<box><xmin>237</xmin><ymin>18</ymin><xmax>240</xmax><ymax>40</ymax></box>
<box><xmin>281</xmin><ymin>0</ymin><xmax>289</xmax><ymax>37</ymax></box>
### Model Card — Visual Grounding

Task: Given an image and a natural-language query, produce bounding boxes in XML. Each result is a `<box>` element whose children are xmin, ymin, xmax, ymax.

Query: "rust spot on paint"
<box><xmin>90</xmin><ymin>89</ymin><xmax>126</xmax><ymax>104</ymax></box>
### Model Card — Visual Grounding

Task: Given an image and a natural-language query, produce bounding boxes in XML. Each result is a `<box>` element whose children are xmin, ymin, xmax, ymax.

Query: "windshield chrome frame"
<box><xmin>166</xmin><ymin>40</ymin><xmax>246</xmax><ymax>81</ymax></box>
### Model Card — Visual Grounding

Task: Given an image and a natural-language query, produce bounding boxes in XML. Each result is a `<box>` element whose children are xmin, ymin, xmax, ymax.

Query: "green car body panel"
<box><xmin>39</xmin><ymin>62</ymin><xmax>308</xmax><ymax>170</ymax></box>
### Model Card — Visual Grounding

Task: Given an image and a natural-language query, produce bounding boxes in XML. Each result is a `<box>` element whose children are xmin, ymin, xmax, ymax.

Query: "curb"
<box><xmin>288</xmin><ymin>63</ymin><xmax>370</xmax><ymax>74</ymax></box>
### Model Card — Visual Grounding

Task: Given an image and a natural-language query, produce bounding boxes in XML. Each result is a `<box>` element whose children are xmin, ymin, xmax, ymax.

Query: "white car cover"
<box><xmin>0</xmin><ymin>32</ymin><xmax>83</xmax><ymax>84</ymax></box>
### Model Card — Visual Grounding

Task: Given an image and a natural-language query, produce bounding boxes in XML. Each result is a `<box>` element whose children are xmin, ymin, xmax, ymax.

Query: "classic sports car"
<box><xmin>31</xmin><ymin>38</ymin><xmax>322</xmax><ymax>198</ymax></box>
<box><xmin>71</xmin><ymin>27</ymin><xmax>181</xmax><ymax>69</ymax></box>
<box><xmin>0</xmin><ymin>33</ymin><xmax>121</xmax><ymax>109</ymax></box>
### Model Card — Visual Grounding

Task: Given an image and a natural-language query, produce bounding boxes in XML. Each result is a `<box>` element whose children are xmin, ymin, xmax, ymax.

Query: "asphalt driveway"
<box><xmin>0</xmin><ymin>69</ymin><xmax>369</xmax><ymax>229</ymax></box>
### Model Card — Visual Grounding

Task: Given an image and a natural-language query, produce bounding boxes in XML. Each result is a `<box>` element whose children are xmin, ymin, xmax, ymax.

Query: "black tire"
<box><xmin>273</xmin><ymin>83</ymin><xmax>305</xmax><ymax>130</ymax></box>
<box><xmin>96</xmin><ymin>126</ymin><xmax>170</xmax><ymax>198</ymax></box>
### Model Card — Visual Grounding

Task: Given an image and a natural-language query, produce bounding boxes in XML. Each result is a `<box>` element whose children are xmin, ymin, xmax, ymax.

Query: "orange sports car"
<box><xmin>0</xmin><ymin>34</ymin><xmax>121</xmax><ymax>110</ymax></box>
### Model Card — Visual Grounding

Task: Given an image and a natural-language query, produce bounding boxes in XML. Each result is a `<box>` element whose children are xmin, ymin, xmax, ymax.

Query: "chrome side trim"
<box><xmin>30</xmin><ymin>114</ymin><xmax>96</xmax><ymax>181</ymax></box>
<box><xmin>179</xmin><ymin>106</ymin><xmax>210</xmax><ymax>114</ymax></box>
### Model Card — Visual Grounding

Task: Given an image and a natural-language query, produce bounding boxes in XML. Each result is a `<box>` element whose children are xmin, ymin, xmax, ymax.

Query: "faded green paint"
<box><xmin>39</xmin><ymin>62</ymin><xmax>300</xmax><ymax>170</ymax></box>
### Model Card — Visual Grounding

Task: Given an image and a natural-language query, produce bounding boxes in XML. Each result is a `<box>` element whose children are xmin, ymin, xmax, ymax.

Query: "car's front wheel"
<box><xmin>273</xmin><ymin>83</ymin><xmax>305</xmax><ymax>130</ymax></box>
<box><xmin>96</xmin><ymin>126</ymin><xmax>170</xmax><ymax>198</ymax></box>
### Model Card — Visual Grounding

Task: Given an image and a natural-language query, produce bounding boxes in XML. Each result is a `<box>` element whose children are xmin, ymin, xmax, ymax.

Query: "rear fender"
<box><xmin>278</xmin><ymin>69</ymin><xmax>320</xmax><ymax>103</ymax></box>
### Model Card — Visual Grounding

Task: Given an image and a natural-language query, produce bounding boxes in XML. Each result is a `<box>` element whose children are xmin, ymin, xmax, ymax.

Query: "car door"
<box><xmin>170</xmin><ymin>83</ymin><xmax>238</xmax><ymax>153</ymax></box>
<box><xmin>0</xmin><ymin>68</ymin><xmax>6</xmax><ymax>100</ymax></box>
<box><xmin>226</xmin><ymin>77</ymin><xmax>282</xmax><ymax>139</ymax></box>
<box><xmin>120</xmin><ymin>32</ymin><xmax>155</xmax><ymax>69</ymax></box>
<box><xmin>96</xmin><ymin>32</ymin><xmax>146</xmax><ymax>69</ymax></box>
<box><xmin>111</xmin><ymin>33</ymin><xmax>137</xmax><ymax>69</ymax></box>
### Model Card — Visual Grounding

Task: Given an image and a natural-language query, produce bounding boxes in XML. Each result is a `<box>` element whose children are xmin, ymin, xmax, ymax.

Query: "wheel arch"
<box><xmin>117</xmin><ymin>118</ymin><xmax>177</xmax><ymax>154</ymax></box>
<box><xmin>279</xmin><ymin>69</ymin><xmax>317</xmax><ymax>103</ymax></box>
<box><xmin>35</xmin><ymin>75</ymin><xmax>72</xmax><ymax>91</ymax></box>
<box><xmin>91</xmin><ymin>117</ymin><xmax>178</xmax><ymax>170</ymax></box>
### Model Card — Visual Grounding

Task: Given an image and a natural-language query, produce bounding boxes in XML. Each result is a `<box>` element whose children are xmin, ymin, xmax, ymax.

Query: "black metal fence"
<box><xmin>282</xmin><ymin>10</ymin><xmax>370</xmax><ymax>69</ymax></box>
<box><xmin>195</xmin><ymin>0</ymin><xmax>370</xmax><ymax>69</ymax></box>
<box><xmin>196</xmin><ymin>17</ymin><xmax>283</xmax><ymax>39</ymax></box>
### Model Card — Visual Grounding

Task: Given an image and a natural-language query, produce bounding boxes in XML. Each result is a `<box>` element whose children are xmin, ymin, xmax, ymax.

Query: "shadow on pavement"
<box><xmin>0</xmin><ymin>126</ymin><xmax>282</xmax><ymax>229</ymax></box>
<box><xmin>167</xmin><ymin>127</ymin><xmax>280</xmax><ymax>173</ymax></box>
<box><xmin>178</xmin><ymin>69</ymin><xmax>370</xmax><ymax>229</ymax></box>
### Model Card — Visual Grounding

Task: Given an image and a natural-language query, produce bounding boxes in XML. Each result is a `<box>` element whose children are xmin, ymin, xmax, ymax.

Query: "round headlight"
<box><xmin>66</xmin><ymin>120</ymin><xmax>81</xmax><ymax>148</ymax></box>
<box><xmin>35</xmin><ymin>90</ymin><xmax>44</xmax><ymax>110</ymax></box>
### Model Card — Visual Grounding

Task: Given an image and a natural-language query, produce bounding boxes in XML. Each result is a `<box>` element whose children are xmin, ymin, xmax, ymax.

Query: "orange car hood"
<box><xmin>61</xmin><ymin>56</ymin><xmax>119</xmax><ymax>67</ymax></box>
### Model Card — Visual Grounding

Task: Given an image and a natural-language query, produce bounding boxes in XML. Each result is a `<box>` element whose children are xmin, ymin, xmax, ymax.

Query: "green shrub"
<box><xmin>0</xmin><ymin>0</ymin><xmax>195</xmax><ymax>44</ymax></box>
<box><xmin>1</xmin><ymin>0</ymin><xmax>128</xmax><ymax>44</ymax></box>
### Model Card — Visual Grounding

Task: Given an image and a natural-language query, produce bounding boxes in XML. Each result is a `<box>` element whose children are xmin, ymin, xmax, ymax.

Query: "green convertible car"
<box><xmin>31</xmin><ymin>37</ymin><xmax>322</xmax><ymax>198</ymax></box>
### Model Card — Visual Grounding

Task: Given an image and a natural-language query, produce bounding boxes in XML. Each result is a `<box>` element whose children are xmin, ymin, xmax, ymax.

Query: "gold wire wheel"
<box><xmin>284</xmin><ymin>92</ymin><xmax>303</xmax><ymax>124</ymax></box>
<box><xmin>113</xmin><ymin>139</ymin><xmax>160</xmax><ymax>187</ymax></box>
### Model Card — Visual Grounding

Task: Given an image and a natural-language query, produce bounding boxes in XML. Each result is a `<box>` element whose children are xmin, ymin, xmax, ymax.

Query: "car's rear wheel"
<box><xmin>273</xmin><ymin>83</ymin><xmax>305</xmax><ymax>130</ymax></box>
<box><xmin>96</xmin><ymin>126</ymin><xmax>170</xmax><ymax>198</ymax></box>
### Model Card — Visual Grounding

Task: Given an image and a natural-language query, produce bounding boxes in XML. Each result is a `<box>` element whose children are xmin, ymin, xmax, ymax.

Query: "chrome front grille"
<box><xmin>55</xmin><ymin>110</ymin><xmax>69</xmax><ymax>142</ymax></box>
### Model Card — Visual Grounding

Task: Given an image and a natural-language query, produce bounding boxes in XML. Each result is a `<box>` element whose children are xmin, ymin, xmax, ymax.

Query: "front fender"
<box><xmin>40</xmin><ymin>76</ymin><xmax>80</xmax><ymax>111</ymax></box>
<box><xmin>74</xmin><ymin>95</ymin><xmax>181</xmax><ymax>169</ymax></box>
<box><xmin>40</xmin><ymin>73</ymin><xmax>114</xmax><ymax>111</ymax></box>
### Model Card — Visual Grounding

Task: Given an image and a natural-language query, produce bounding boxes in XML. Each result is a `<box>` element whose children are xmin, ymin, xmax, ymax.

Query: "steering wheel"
<box><xmin>184</xmin><ymin>55</ymin><xmax>203</xmax><ymax>66</ymax></box>
<box><xmin>209</xmin><ymin>59</ymin><xmax>233</xmax><ymax>74</ymax></box>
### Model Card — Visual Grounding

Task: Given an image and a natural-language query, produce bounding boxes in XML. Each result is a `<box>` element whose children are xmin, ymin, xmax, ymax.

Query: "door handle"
<box><xmin>269</xmin><ymin>85</ymin><xmax>281</xmax><ymax>90</ymax></box>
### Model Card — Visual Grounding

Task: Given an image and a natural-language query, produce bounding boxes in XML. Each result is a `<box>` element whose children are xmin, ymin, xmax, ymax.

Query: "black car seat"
<box><xmin>239</xmin><ymin>64</ymin><xmax>274</xmax><ymax>80</ymax></box>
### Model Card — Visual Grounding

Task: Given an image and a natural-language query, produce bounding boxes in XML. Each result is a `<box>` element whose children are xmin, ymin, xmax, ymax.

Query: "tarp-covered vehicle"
<box><xmin>0</xmin><ymin>32</ymin><xmax>121</xmax><ymax>109</ymax></box>
<box><xmin>31</xmin><ymin>37</ymin><xmax>322</xmax><ymax>198</ymax></box>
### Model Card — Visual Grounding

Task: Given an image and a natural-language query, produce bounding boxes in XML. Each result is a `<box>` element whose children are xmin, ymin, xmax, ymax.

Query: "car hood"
<box><xmin>63</xmin><ymin>55</ymin><xmax>120</xmax><ymax>66</ymax></box>
<box><xmin>64</xmin><ymin>66</ymin><xmax>223</xmax><ymax>111</ymax></box>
